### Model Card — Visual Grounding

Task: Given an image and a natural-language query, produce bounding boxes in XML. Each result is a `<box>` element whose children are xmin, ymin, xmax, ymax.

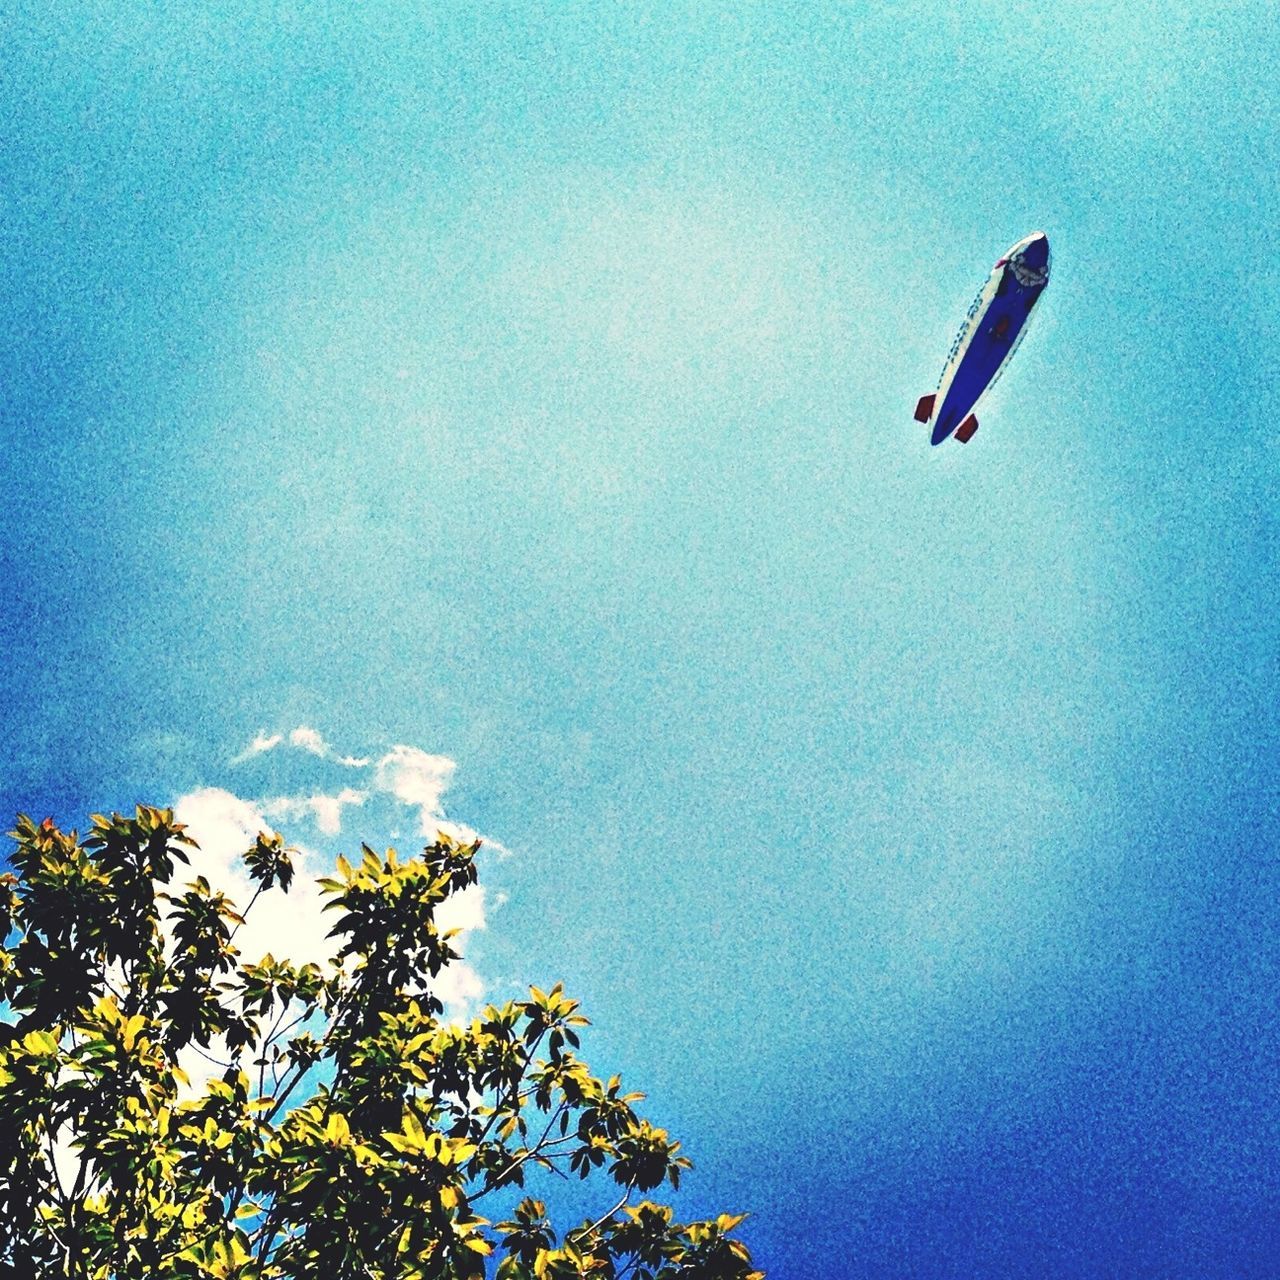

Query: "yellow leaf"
<box><xmin>404</xmin><ymin>1109</ymin><xmax>427</xmax><ymax>1144</ymax></box>
<box><xmin>22</xmin><ymin>1030</ymin><xmax>58</xmax><ymax>1056</ymax></box>
<box><xmin>383</xmin><ymin>1131</ymin><xmax>421</xmax><ymax>1155</ymax></box>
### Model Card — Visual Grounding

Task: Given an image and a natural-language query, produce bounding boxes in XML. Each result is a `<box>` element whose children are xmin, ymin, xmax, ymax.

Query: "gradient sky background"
<box><xmin>3</xmin><ymin>3</ymin><xmax>1279</xmax><ymax>1275</ymax></box>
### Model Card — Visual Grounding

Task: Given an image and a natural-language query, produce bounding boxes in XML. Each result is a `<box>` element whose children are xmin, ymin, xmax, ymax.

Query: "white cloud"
<box><xmin>50</xmin><ymin>1124</ymin><xmax>82</xmax><ymax>1195</ymax></box>
<box><xmin>231</xmin><ymin>725</ymin><xmax>369</xmax><ymax>769</ymax></box>
<box><xmin>436</xmin><ymin>884</ymin><xmax>487</xmax><ymax>937</ymax></box>
<box><xmin>309</xmin><ymin>787</ymin><xmax>365</xmax><ymax>835</ymax></box>
<box><xmin>289</xmin><ymin>726</ymin><xmax>329</xmax><ymax>757</ymax></box>
<box><xmin>257</xmin><ymin>795</ymin><xmax>310</xmax><ymax>826</ymax></box>
<box><xmin>260</xmin><ymin>788</ymin><xmax>367</xmax><ymax>837</ymax></box>
<box><xmin>432</xmin><ymin>960</ymin><xmax>485</xmax><ymax>1015</ymax></box>
<box><xmin>230</xmin><ymin>731</ymin><xmax>283</xmax><ymax>764</ymax></box>
<box><xmin>368</xmin><ymin>746</ymin><xmax>509</xmax><ymax>855</ymax></box>
<box><xmin>440</xmin><ymin>819</ymin><xmax>510</xmax><ymax>859</ymax></box>
<box><xmin>175</xmin><ymin>1037</ymin><xmax>247</xmax><ymax>1102</ymax></box>
<box><xmin>374</xmin><ymin>746</ymin><xmax>457</xmax><ymax>834</ymax></box>
<box><xmin>173</xmin><ymin>787</ymin><xmax>335</xmax><ymax>969</ymax></box>
<box><xmin>173</xmin><ymin>731</ymin><xmax>508</xmax><ymax>1025</ymax></box>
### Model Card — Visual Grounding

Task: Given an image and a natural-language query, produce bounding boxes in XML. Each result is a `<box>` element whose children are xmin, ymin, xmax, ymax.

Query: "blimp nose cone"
<box><xmin>1019</xmin><ymin>232</ymin><xmax>1050</xmax><ymax>270</ymax></box>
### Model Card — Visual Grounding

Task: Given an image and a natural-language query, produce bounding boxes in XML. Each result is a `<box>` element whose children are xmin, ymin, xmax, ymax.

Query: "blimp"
<box><xmin>913</xmin><ymin>232</ymin><xmax>1050</xmax><ymax>445</ymax></box>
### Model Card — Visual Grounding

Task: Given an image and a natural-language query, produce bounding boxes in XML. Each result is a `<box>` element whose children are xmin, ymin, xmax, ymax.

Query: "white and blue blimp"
<box><xmin>913</xmin><ymin>232</ymin><xmax>1050</xmax><ymax>445</ymax></box>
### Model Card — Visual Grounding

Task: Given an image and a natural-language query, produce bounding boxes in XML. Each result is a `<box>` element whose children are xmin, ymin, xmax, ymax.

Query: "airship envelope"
<box><xmin>913</xmin><ymin>232</ymin><xmax>1051</xmax><ymax>446</ymax></box>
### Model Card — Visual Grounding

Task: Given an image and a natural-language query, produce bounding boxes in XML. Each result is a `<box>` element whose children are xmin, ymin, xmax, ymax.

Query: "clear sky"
<box><xmin>3</xmin><ymin>3</ymin><xmax>1279</xmax><ymax>1275</ymax></box>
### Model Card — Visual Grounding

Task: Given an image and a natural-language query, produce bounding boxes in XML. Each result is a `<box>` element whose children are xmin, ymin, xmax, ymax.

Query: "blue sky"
<box><xmin>3</xmin><ymin>2</ymin><xmax>1279</xmax><ymax>1274</ymax></box>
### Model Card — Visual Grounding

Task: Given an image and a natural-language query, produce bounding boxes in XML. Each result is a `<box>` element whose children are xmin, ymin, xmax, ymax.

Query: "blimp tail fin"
<box><xmin>954</xmin><ymin>414</ymin><xmax>979</xmax><ymax>443</ymax></box>
<box><xmin>913</xmin><ymin>394</ymin><xmax>935</xmax><ymax>423</ymax></box>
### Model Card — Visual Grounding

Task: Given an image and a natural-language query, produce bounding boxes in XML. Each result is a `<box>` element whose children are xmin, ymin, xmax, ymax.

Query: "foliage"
<box><xmin>0</xmin><ymin>807</ymin><xmax>760</xmax><ymax>1280</ymax></box>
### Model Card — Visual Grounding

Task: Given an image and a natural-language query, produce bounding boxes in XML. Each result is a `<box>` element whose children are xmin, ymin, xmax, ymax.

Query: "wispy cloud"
<box><xmin>229</xmin><ymin>731</ymin><xmax>283</xmax><ymax>765</ymax></box>
<box><xmin>231</xmin><ymin>725</ymin><xmax>371</xmax><ymax>771</ymax></box>
<box><xmin>226</xmin><ymin>728</ymin><xmax>503</xmax><ymax>850</ymax></box>
<box><xmin>372</xmin><ymin>744</ymin><xmax>509</xmax><ymax>856</ymax></box>
<box><xmin>289</xmin><ymin>726</ymin><xmax>329</xmax><ymax>757</ymax></box>
<box><xmin>374</xmin><ymin>746</ymin><xmax>456</xmax><ymax>832</ymax></box>
<box><xmin>260</xmin><ymin>787</ymin><xmax>367</xmax><ymax>837</ymax></box>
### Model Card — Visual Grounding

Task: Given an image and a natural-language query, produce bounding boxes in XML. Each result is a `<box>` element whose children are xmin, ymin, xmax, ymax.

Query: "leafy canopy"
<box><xmin>0</xmin><ymin>807</ymin><xmax>760</xmax><ymax>1280</ymax></box>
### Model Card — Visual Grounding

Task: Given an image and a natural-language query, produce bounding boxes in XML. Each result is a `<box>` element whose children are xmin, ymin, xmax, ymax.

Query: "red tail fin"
<box><xmin>914</xmin><ymin>394</ymin><xmax>935</xmax><ymax>423</ymax></box>
<box><xmin>954</xmin><ymin>414</ymin><xmax>979</xmax><ymax>443</ymax></box>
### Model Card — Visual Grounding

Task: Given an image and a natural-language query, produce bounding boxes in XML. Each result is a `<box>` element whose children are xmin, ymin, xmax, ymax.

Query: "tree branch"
<box><xmin>474</xmin><ymin>1027</ymin><xmax>548</xmax><ymax>1147</ymax></box>
<box><xmin>582</xmin><ymin>1185</ymin><xmax>631</xmax><ymax>1238</ymax></box>
<box><xmin>471</xmin><ymin>1129</ymin><xmax>580</xmax><ymax>1201</ymax></box>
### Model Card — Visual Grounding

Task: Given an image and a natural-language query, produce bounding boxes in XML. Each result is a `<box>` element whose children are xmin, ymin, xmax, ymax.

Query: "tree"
<box><xmin>0</xmin><ymin>806</ymin><xmax>760</xmax><ymax>1280</ymax></box>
